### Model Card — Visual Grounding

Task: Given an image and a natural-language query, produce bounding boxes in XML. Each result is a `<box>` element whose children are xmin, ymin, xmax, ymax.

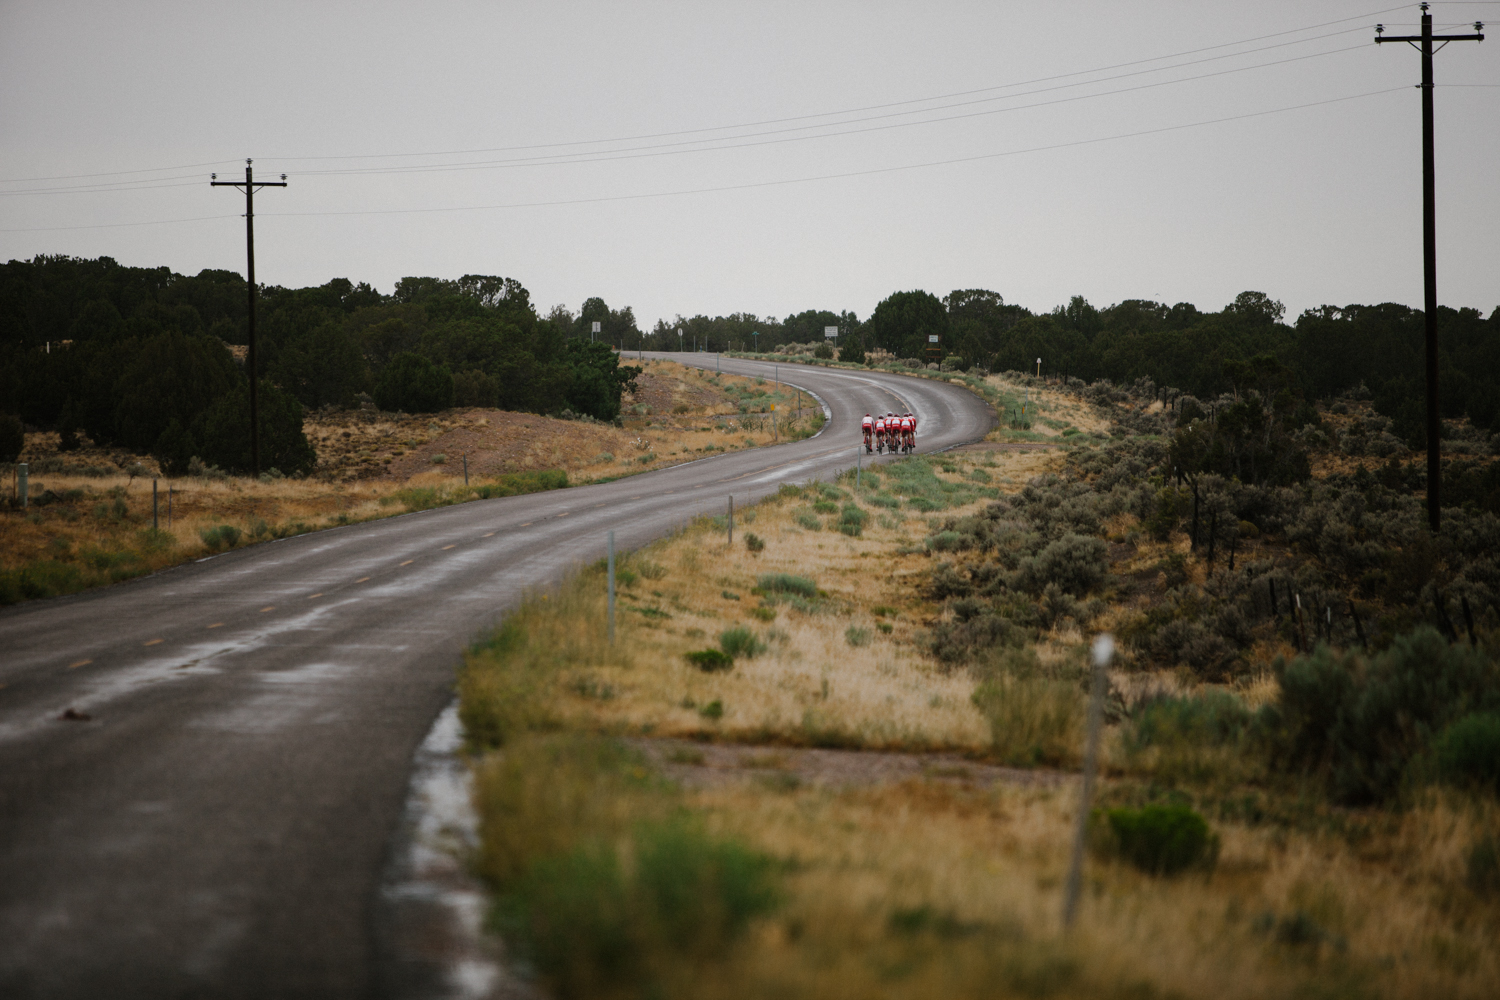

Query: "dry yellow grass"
<box><xmin>459</xmin><ymin>415</ymin><xmax>1500</xmax><ymax>996</ymax></box>
<box><xmin>664</xmin><ymin>781</ymin><xmax>1499</xmax><ymax>1000</ymax></box>
<box><xmin>544</xmin><ymin>449</ymin><xmax>1066</xmax><ymax>753</ymax></box>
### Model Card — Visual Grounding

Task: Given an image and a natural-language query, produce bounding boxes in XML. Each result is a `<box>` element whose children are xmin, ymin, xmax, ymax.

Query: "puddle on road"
<box><xmin>378</xmin><ymin>701</ymin><xmax>536</xmax><ymax>1000</ymax></box>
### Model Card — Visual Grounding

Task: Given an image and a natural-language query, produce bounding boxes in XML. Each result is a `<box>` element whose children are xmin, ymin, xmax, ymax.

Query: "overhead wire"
<box><xmin>0</xmin><ymin>2</ymin><xmax>1411</xmax><ymax>188</ymax></box>
<box><xmin>256</xmin><ymin>3</ymin><xmax>1415</xmax><ymax>166</ymax></box>
<box><xmin>6</xmin><ymin>29</ymin><xmax>1379</xmax><ymax>196</ymax></box>
<box><xmin>0</xmin><ymin>86</ymin><xmax>1406</xmax><ymax>233</ymax></box>
<box><xmin>287</xmin><ymin>40</ymin><xmax>1375</xmax><ymax>179</ymax></box>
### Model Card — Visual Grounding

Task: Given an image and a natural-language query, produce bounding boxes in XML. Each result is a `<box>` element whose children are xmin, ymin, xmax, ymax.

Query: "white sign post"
<box><xmin>591</xmin><ymin>320</ymin><xmax>601</xmax><ymax>343</ymax></box>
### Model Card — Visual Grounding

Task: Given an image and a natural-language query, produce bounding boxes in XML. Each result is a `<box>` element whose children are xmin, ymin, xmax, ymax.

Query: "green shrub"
<box><xmin>1126</xmin><ymin>690</ymin><xmax>1252</xmax><ymax>751</ymax></box>
<box><xmin>487</xmin><ymin>771</ymin><xmax>781</xmax><ymax>1000</ymax></box>
<box><xmin>757</xmin><ymin>573</ymin><xmax>817</xmax><ymax>598</ymax></box>
<box><xmin>795</xmin><ymin>512</ymin><xmax>822</xmax><ymax>531</ymax></box>
<box><xmin>0</xmin><ymin>413</ymin><xmax>23</xmax><ymax>463</ymax></box>
<box><xmin>1432</xmin><ymin>713</ymin><xmax>1500</xmax><ymax>795</ymax></box>
<box><xmin>0</xmin><ymin>560</ymin><xmax>85</xmax><ymax>605</ymax></box>
<box><xmin>686</xmin><ymin>649</ymin><xmax>734</xmax><ymax>672</ymax></box>
<box><xmin>199</xmin><ymin>524</ymin><xmax>242</xmax><ymax>551</ymax></box>
<box><xmin>971</xmin><ymin>675</ymin><xmax>1080</xmax><ymax>766</ymax></box>
<box><xmin>637</xmin><ymin>559</ymin><xmax>667</xmax><ymax>580</ymax></box>
<box><xmin>750</xmin><ymin>606</ymin><xmax>776</xmax><ymax>622</ymax></box>
<box><xmin>744</xmin><ymin>532</ymin><xmax>765</xmax><ymax>552</ymax></box>
<box><xmin>1468</xmin><ymin>835</ymin><xmax>1500</xmax><ymax>895</ymax></box>
<box><xmin>1104</xmin><ymin>804</ymin><xmax>1214</xmax><ymax>875</ymax></box>
<box><xmin>718</xmin><ymin>627</ymin><xmax>765</xmax><ymax>659</ymax></box>
<box><xmin>838</xmin><ymin>504</ymin><xmax>868</xmax><ymax>537</ymax></box>
<box><xmin>699</xmin><ymin>699</ymin><xmax>724</xmax><ymax>720</ymax></box>
<box><xmin>927</xmin><ymin>530</ymin><xmax>969</xmax><ymax>552</ymax></box>
<box><xmin>1269</xmin><ymin>627</ymin><xmax>1500</xmax><ymax>803</ymax></box>
<box><xmin>812</xmin><ymin>500</ymin><xmax>838</xmax><ymax>514</ymax></box>
<box><xmin>1014</xmin><ymin>532</ymin><xmax>1108</xmax><ymax>596</ymax></box>
<box><xmin>845</xmin><ymin>626</ymin><xmax>871</xmax><ymax>647</ymax></box>
<box><xmin>476</xmin><ymin>469</ymin><xmax>569</xmax><ymax>499</ymax></box>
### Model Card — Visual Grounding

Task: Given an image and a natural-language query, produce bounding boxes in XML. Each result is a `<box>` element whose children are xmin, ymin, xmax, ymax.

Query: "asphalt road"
<box><xmin>0</xmin><ymin>356</ymin><xmax>994</xmax><ymax>999</ymax></box>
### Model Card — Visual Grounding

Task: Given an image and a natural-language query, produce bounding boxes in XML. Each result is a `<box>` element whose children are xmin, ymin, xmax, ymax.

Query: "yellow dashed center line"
<box><xmin>442</xmin><ymin>545</ymin><xmax>456</xmax><ymax>550</ymax></box>
<box><xmin>208</xmin><ymin>622</ymin><xmax>224</xmax><ymax>629</ymax></box>
<box><xmin>556</xmin><ymin>513</ymin><xmax>568</xmax><ymax>518</ymax></box>
<box><xmin>520</xmin><ymin>522</ymin><xmax>532</xmax><ymax>527</ymax></box>
<box><xmin>482</xmin><ymin>532</ymin><xmax>495</xmax><ymax>538</ymax></box>
<box><xmin>259</xmin><ymin>606</ymin><xmax>274</xmax><ymax>613</ymax></box>
<box><xmin>68</xmin><ymin>659</ymin><xmax>92</xmax><ymax>669</ymax></box>
<box><xmin>144</xmin><ymin>639</ymin><xmax>163</xmax><ymax>646</ymax></box>
<box><xmin>356</xmin><ymin>577</ymin><xmax>370</xmax><ymax>583</ymax></box>
<box><xmin>308</xmin><ymin>593</ymin><xmax>323</xmax><ymax>599</ymax></box>
<box><xmin>399</xmin><ymin>560</ymin><xmax>414</xmax><ymax>567</ymax></box>
<box><xmin>631</xmin><ymin>496</ymin><xmax>642</xmax><ymax>500</ymax></box>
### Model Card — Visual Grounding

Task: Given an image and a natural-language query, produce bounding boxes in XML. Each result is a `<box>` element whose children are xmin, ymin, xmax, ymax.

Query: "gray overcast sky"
<box><xmin>1</xmin><ymin>1</ymin><xmax>1495</xmax><ymax>327</ymax></box>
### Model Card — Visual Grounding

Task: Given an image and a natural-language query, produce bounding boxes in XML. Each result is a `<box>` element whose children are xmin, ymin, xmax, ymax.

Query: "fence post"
<box><xmin>463</xmin><ymin>452</ymin><xmax>469</xmax><ymax>486</ymax></box>
<box><xmin>1063</xmin><ymin>633</ymin><xmax>1112</xmax><ymax>930</ymax></box>
<box><xmin>168</xmin><ymin>486</ymin><xmax>173</xmax><ymax>528</ymax></box>
<box><xmin>727</xmin><ymin>495</ymin><xmax>733</xmax><ymax>547</ymax></box>
<box><xmin>153</xmin><ymin>478</ymin><xmax>159</xmax><ymax>530</ymax></box>
<box><xmin>607</xmin><ymin>530</ymin><xmax>616</xmax><ymax>643</ymax></box>
<box><xmin>856</xmin><ymin>449</ymin><xmax>862</xmax><ymax>490</ymax></box>
<box><xmin>17</xmin><ymin>462</ymin><xmax>27</xmax><ymax>509</ymax></box>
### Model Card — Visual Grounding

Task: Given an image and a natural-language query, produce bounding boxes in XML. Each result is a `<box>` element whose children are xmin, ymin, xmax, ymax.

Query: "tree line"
<box><xmin>0</xmin><ymin>257</ymin><xmax>643</xmax><ymax>474</ymax></box>
<box><xmin>2</xmin><ymin>256</ymin><xmax>1495</xmax><ymax>476</ymax></box>
<box><xmin>663</xmin><ymin>288</ymin><xmax>1499</xmax><ymax>444</ymax></box>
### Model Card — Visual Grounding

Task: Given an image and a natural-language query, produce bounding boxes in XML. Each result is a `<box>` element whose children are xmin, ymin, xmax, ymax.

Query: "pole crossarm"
<box><xmin>1375</xmin><ymin>34</ymin><xmax>1482</xmax><ymax>43</ymax></box>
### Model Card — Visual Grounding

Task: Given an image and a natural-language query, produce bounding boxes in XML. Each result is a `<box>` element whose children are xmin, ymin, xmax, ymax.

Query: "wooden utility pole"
<box><xmin>211</xmin><ymin>160</ymin><xmax>287</xmax><ymax>477</ymax></box>
<box><xmin>1375</xmin><ymin>6</ymin><xmax>1484</xmax><ymax>532</ymax></box>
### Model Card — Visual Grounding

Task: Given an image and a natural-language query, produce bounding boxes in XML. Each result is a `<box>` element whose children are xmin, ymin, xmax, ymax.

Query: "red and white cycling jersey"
<box><xmin>861</xmin><ymin>415</ymin><xmax>873</xmax><ymax>431</ymax></box>
<box><xmin>873</xmin><ymin>418</ymin><xmax>886</xmax><ymax>435</ymax></box>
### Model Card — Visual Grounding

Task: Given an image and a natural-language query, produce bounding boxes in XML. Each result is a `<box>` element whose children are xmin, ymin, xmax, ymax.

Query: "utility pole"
<box><xmin>1376</xmin><ymin>6</ymin><xmax>1484</xmax><ymax>532</ymax></box>
<box><xmin>212</xmin><ymin>160</ymin><xmax>287</xmax><ymax>478</ymax></box>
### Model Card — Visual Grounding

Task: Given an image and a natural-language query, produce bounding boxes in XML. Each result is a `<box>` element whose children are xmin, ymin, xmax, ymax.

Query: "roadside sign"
<box><xmin>592</xmin><ymin>321</ymin><xmax>601</xmax><ymax>333</ymax></box>
<box><xmin>928</xmin><ymin>335</ymin><xmax>939</xmax><ymax>343</ymax></box>
<box><xmin>824</xmin><ymin>326</ymin><xmax>838</xmax><ymax>338</ymax></box>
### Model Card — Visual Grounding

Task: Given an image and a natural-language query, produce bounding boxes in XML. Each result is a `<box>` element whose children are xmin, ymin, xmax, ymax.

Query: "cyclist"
<box><xmin>861</xmin><ymin>413</ymin><xmax>874</xmax><ymax>452</ymax></box>
<box><xmin>873</xmin><ymin>413</ymin><xmax>886</xmax><ymax>453</ymax></box>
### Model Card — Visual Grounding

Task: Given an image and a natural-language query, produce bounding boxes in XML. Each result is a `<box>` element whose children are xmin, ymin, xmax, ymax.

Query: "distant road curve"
<box><xmin>0</xmin><ymin>354</ymin><xmax>994</xmax><ymax>999</ymax></box>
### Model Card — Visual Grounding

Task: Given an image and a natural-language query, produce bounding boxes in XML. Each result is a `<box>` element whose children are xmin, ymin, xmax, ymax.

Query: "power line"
<box><xmin>0</xmin><ymin>87</ymin><xmax>1406</xmax><ymax>235</ymax></box>
<box><xmin>0</xmin><ymin>4</ymin><xmax>1412</xmax><ymax>187</ymax></box>
<box><xmin>2</xmin><ymin>32</ymin><xmax>1379</xmax><ymax>199</ymax></box>
<box><xmin>258</xmin><ymin>87</ymin><xmax>1407</xmax><ymax>220</ymax></box>
<box><xmin>255</xmin><ymin>4</ymin><xmax>1413</xmax><ymax>166</ymax></box>
<box><xmin>286</xmin><ymin>41</ymin><xmax>1373</xmax><ymax>180</ymax></box>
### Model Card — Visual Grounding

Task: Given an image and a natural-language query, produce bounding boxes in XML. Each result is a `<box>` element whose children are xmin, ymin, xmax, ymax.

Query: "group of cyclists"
<box><xmin>862</xmin><ymin>411</ymin><xmax>917</xmax><ymax>454</ymax></box>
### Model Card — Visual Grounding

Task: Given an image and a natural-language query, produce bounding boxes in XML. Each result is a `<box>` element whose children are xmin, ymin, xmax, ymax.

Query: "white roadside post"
<box><xmin>727</xmin><ymin>495</ymin><xmax>733</xmax><ymax>547</ymax></box>
<box><xmin>1063</xmin><ymin>633</ymin><xmax>1113</xmax><ymax>929</ymax></box>
<box><xmin>592</xmin><ymin>320</ymin><xmax>600</xmax><ymax>343</ymax></box>
<box><xmin>607</xmin><ymin>531</ymin><xmax>616</xmax><ymax>643</ymax></box>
